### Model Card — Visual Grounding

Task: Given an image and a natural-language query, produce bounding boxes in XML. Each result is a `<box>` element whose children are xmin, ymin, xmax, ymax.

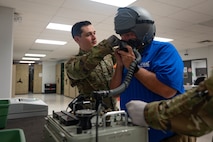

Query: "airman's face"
<box><xmin>74</xmin><ymin>25</ymin><xmax>97</xmax><ymax>51</ymax></box>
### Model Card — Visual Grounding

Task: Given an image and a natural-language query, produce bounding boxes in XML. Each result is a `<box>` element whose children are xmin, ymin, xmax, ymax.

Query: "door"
<box><xmin>56</xmin><ymin>63</ymin><xmax>61</xmax><ymax>94</ymax></box>
<box><xmin>64</xmin><ymin>64</ymin><xmax>70</xmax><ymax>97</ymax></box>
<box><xmin>12</xmin><ymin>65</ymin><xmax>16</xmax><ymax>97</ymax></box>
<box><xmin>15</xmin><ymin>64</ymin><xmax>29</xmax><ymax>94</ymax></box>
<box><xmin>63</xmin><ymin>62</ymin><xmax>76</xmax><ymax>98</ymax></box>
<box><xmin>33</xmin><ymin>64</ymin><xmax>42</xmax><ymax>93</ymax></box>
<box><xmin>61</xmin><ymin>63</ymin><xmax>64</xmax><ymax>94</ymax></box>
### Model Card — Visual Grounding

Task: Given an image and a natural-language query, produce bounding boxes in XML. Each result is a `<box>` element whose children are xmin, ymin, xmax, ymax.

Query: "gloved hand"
<box><xmin>106</xmin><ymin>35</ymin><xmax>120</xmax><ymax>47</ymax></box>
<box><xmin>126</xmin><ymin>100</ymin><xmax>148</xmax><ymax>126</ymax></box>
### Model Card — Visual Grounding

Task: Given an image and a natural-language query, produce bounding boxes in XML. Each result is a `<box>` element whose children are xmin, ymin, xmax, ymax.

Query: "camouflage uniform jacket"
<box><xmin>144</xmin><ymin>71</ymin><xmax>213</xmax><ymax>139</ymax></box>
<box><xmin>65</xmin><ymin>40</ymin><xmax>116</xmax><ymax>109</ymax></box>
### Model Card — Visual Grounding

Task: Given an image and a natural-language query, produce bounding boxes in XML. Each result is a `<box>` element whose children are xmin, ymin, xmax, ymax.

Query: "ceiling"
<box><xmin>1</xmin><ymin>0</ymin><xmax>213</xmax><ymax>62</ymax></box>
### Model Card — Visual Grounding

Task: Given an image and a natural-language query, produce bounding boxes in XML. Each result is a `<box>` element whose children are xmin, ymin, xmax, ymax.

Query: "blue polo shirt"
<box><xmin>120</xmin><ymin>40</ymin><xmax>185</xmax><ymax>142</ymax></box>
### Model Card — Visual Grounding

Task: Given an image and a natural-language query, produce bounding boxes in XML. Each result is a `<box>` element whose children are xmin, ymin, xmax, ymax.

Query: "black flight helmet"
<box><xmin>114</xmin><ymin>6</ymin><xmax>156</xmax><ymax>50</ymax></box>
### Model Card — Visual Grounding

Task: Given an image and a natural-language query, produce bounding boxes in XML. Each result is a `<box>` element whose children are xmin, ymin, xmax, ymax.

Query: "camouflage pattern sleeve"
<box><xmin>144</xmin><ymin>72</ymin><xmax>213</xmax><ymax>137</ymax></box>
<box><xmin>65</xmin><ymin>39</ymin><xmax>114</xmax><ymax>80</ymax></box>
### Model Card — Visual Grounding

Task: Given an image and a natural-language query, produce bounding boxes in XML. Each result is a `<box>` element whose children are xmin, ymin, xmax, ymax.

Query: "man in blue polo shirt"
<box><xmin>110</xmin><ymin>6</ymin><xmax>196</xmax><ymax>142</ymax></box>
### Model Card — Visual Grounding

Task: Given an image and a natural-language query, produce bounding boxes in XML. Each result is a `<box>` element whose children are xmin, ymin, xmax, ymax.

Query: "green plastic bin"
<box><xmin>0</xmin><ymin>100</ymin><xmax>10</xmax><ymax>129</ymax></box>
<box><xmin>0</xmin><ymin>129</ymin><xmax>26</xmax><ymax>142</ymax></box>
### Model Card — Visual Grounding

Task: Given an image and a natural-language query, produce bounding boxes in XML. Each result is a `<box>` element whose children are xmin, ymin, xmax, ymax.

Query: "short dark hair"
<box><xmin>71</xmin><ymin>21</ymin><xmax>92</xmax><ymax>38</ymax></box>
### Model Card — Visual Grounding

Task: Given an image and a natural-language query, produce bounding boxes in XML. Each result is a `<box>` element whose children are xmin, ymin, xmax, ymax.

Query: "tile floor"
<box><xmin>15</xmin><ymin>93</ymin><xmax>212</xmax><ymax>142</ymax></box>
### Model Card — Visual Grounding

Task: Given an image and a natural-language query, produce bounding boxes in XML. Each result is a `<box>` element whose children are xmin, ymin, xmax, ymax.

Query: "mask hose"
<box><xmin>93</xmin><ymin>48</ymin><xmax>141</xmax><ymax>99</ymax></box>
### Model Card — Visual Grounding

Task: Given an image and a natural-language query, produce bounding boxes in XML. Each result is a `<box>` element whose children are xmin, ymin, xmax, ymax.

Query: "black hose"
<box><xmin>93</xmin><ymin>48</ymin><xmax>141</xmax><ymax>98</ymax></box>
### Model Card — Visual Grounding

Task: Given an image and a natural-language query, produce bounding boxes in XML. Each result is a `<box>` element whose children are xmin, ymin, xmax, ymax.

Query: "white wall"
<box><xmin>0</xmin><ymin>6</ymin><xmax>14</xmax><ymax>98</ymax></box>
<box><xmin>42</xmin><ymin>61</ymin><xmax>57</xmax><ymax>93</ymax></box>
<box><xmin>179</xmin><ymin>45</ymin><xmax>213</xmax><ymax>77</ymax></box>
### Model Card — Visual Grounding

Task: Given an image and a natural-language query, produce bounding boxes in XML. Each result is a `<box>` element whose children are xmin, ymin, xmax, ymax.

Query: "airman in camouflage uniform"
<box><xmin>127</xmin><ymin>71</ymin><xmax>213</xmax><ymax>140</ymax></box>
<box><xmin>66</xmin><ymin>21</ymin><xmax>120</xmax><ymax>110</ymax></box>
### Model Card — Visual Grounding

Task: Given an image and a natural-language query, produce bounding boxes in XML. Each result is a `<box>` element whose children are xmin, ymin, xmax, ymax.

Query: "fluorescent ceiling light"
<box><xmin>90</xmin><ymin>0</ymin><xmax>136</xmax><ymax>7</ymax></box>
<box><xmin>154</xmin><ymin>37</ymin><xmax>174</xmax><ymax>42</ymax></box>
<box><xmin>46</xmin><ymin>23</ymin><xmax>72</xmax><ymax>32</ymax></box>
<box><xmin>25</xmin><ymin>53</ymin><xmax>46</xmax><ymax>57</ymax></box>
<box><xmin>19</xmin><ymin>61</ymin><xmax>35</xmax><ymax>64</ymax></box>
<box><xmin>35</xmin><ymin>39</ymin><xmax>67</xmax><ymax>45</ymax></box>
<box><xmin>22</xmin><ymin>57</ymin><xmax>40</xmax><ymax>61</ymax></box>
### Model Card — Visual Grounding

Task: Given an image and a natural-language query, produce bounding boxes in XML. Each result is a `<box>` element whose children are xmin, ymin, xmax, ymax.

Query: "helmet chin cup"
<box><xmin>119</xmin><ymin>39</ymin><xmax>144</xmax><ymax>52</ymax></box>
<box><xmin>126</xmin><ymin>39</ymin><xmax>142</xmax><ymax>49</ymax></box>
